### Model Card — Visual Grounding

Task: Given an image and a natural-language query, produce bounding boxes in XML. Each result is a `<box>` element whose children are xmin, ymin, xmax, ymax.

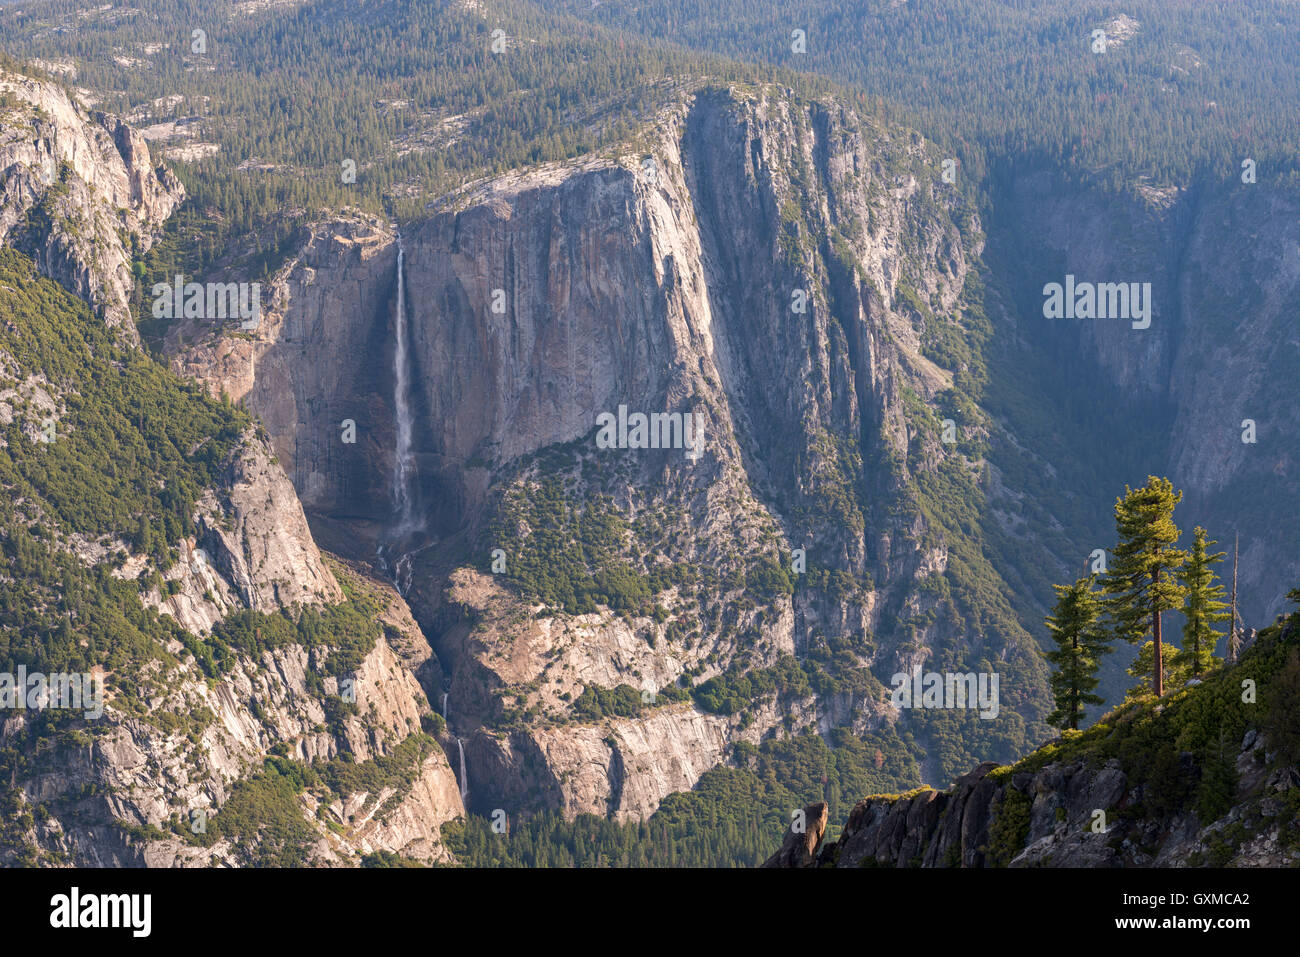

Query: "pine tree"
<box><xmin>1101</xmin><ymin>476</ymin><xmax>1188</xmax><ymax>697</ymax></box>
<box><xmin>1044</xmin><ymin>575</ymin><xmax>1111</xmax><ymax>729</ymax></box>
<box><xmin>1177</xmin><ymin>526</ymin><xmax>1229</xmax><ymax>678</ymax></box>
<box><xmin>1126</xmin><ymin>639</ymin><xmax>1183</xmax><ymax>699</ymax></box>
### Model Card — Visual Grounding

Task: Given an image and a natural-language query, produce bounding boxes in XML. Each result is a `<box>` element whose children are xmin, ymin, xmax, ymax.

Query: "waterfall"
<box><xmin>391</xmin><ymin>237</ymin><xmax>416</xmax><ymax>532</ymax></box>
<box><xmin>395</xmin><ymin>551</ymin><xmax>413</xmax><ymax>596</ymax></box>
<box><xmin>456</xmin><ymin>737</ymin><xmax>468</xmax><ymax>801</ymax></box>
<box><xmin>377</xmin><ymin>233</ymin><xmax>425</xmax><ymax>585</ymax></box>
<box><xmin>442</xmin><ymin>692</ymin><xmax>449</xmax><ymax>718</ymax></box>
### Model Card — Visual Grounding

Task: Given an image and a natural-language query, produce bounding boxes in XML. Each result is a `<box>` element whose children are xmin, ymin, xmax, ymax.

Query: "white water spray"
<box><xmin>442</xmin><ymin>692</ymin><xmax>449</xmax><ymax>718</ymax></box>
<box><xmin>391</xmin><ymin>237</ymin><xmax>416</xmax><ymax>532</ymax></box>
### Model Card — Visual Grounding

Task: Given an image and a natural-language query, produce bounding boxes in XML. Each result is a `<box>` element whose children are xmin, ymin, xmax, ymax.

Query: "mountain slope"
<box><xmin>0</xmin><ymin>77</ymin><xmax>464</xmax><ymax>866</ymax></box>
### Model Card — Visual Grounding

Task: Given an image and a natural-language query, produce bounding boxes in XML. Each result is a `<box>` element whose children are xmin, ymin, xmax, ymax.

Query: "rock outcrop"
<box><xmin>811</xmin><ymin>736</ymin><xmax>1299</xmax><ymax>869</ymax></box>
<box><xmin>772</xmin><ymin>618</ymin><xmax>1300</xmax><ymax>868</ymax></box>
<box><xmin>762</xmin><ymin>801</ymin><xmax>828</xmax><ymax>868</ymax></box>
<box><xmin>0</xmin><ymin>70</ymin><xmax>183</xmax><ymax>338</ymax></box>
<box><xmin>198</xmin><ymin>430</ymin><xmax>346</xmax><ymax>611</ymax></box>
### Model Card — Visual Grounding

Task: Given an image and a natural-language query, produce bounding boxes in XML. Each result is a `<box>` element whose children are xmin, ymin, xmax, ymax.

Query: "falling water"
<box><xmin>442</xmin><ymin>692</ymin><xmax>449</xmax><ymax>718</ymax></box>
<box><xmin>395</xmin><ymin>551</ymin><xmax>414</xmax><ymax>597</ymax></box>
<box><xmin>456</xmin><ymin>737</ymin><xmax>468</xmax><ymax>801</ymax></box>
<box><xmin>391</xmin><ymin>237</ymin><xmax>416</xmax><ymax>532</ymax></box>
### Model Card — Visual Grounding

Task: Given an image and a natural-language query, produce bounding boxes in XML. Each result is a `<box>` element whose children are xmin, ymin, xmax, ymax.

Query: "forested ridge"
<box><xmin>1</xmin><ymin>0</ymin><xmax>831</xmax><ymax>246</ymax></box>
<box><xmin>7</xmin><ymin>0</ymin><xmax>1299</xmax><ymax>267</ymax></box>
<box><xmin>548</xmin><ymin>0</ymin><xmax>1300</xmax><ymax>190</ymax></box>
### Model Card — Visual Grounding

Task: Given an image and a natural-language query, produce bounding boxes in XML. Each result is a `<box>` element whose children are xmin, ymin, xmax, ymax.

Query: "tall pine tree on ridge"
<box><xmin>1101</xmin><ymin>476</ymin><xmax>1188</xmax><ymax>698</ymax></box>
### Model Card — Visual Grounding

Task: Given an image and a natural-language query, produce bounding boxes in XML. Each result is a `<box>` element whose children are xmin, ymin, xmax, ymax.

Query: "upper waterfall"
<box><xmin>391</xmin><ymin>237</ymin><xmax>416</xmax><ymax>532</ymax></box>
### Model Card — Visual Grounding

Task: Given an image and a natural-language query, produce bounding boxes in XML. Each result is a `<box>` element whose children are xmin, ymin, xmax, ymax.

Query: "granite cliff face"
<box><xmin>12</xmin><ymin>64</ymin><xmax>1292</xmax><ymax>854</ymax></box>
<box><xmin>175</xmin><ymin>73</ymin><xmax>1300</xmax><ymax>829</ymax></box>
<box><xmin>175</xmin><ymin>84</ymin><xmax>1051</xmax><ymax>821</ymax></box>
<box><xmin>168</xmin><ymin>216</ymin><xmax>400</xmax><ymax>533</ymax></box>
<box><xmin>0</xmin><ymin>69</ymin><xmax>182</xmax><ymax>338</ymax></box>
